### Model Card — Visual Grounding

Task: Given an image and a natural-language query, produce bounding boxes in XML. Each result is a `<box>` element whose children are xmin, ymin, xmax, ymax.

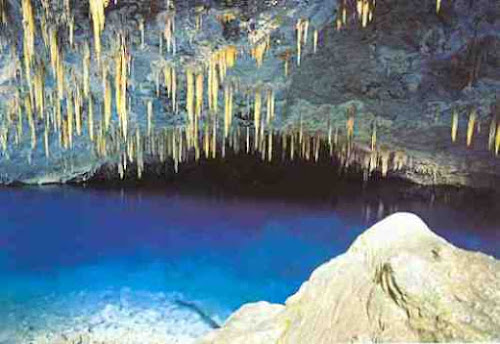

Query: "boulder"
<box><xmin>198</xmin><ymin>213</ymin><xmax>500</xmax><ymax>343</ymax></box>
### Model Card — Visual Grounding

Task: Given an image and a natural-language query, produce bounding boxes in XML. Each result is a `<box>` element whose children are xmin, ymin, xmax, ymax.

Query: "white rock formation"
<box><xmin>198</xmin><ymin>212</ymin><xmax>500</xmax><ymax>343</ymax></box>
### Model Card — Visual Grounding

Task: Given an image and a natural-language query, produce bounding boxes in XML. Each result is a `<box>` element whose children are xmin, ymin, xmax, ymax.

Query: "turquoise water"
<box><xmin>0</xmin><ymin>186</ymin><xmax>498</xmax><ymax>342</ymax></box>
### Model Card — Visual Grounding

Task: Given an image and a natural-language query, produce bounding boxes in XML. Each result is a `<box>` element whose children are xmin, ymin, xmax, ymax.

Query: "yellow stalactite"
<box><xmin>226</xmin><ymin>46</ymin><xmax>238</xmax><ymax>68</ymax></box>
<box><xmin>371</xmin><ymin>122</ymin><xmax>377</xmax><ymax>151</ymax></box>
<box><xmin>466</xmin><ymin>109</ymin><xmax>476</xmax><ymax>147</ymax></box>
<box><xmin>83</xmin><ymin>44</ymin><xmax>91</xmax><ymax>97</ymax></box>
<box><xmin>254</xmin><ymin>89</ymin><xmax>261</xmax><ymax>149</ymax></box>
<box><xmin>495</xmin><ymin>123</ymin><xmax>500</xmax><ymax>156</ymax></box>
<box><xmin>114</xmin><ymin>36</ymin><xmax>129</xmax><ymax>140</ymax></box>
<box><xmin>33</xmin><ymin>66</ymin><xmax>45</xmax><ymax>119</ymax></box>
<box><xmin>66</xmin><ymin>93</ymin><xmax>73</xmax><ymax>149</ymax></box>
<box><xmin>251</xmin><ymin>39</ymin><xmax>268</xmax><ymax>68</ymax></box>
<box><xmin>451</xmin><ymin>110</ymin><xmax>458</xmax><ymax>143</ymax></box>
<box><xmin>89</xmin><ymin>0</ymin><xmax>108</xmax><ymax>60</ymax></box>
<box><xmin>0</xmin><ymin>0</ymin><xmax>7</xmax><ymax>25</ymax></box>
<box><xmin>164</xmin><ymin>66</ymin><xmax>172</xmax><ymax>97</ymax></box>
<box><xmin>436</xmin><ymin>0</ymin><xmax>442</xmax><ymax>13</ymax></box>
<box><xmin>313</xmin><ymin>29</ymin><xmax>318</xmax><ymax>54</ymax></box>
<box><xmin>204</xmin><ymin>121</ymin><xmax>209</xmax><ymax>158</ymax></box>
<box><xmin>224</xmin><ymin>84</ymin><xmax>233</xmax><ymax>138</ymax></box>
<box><xmin>88</xmin><ymin>95</ymin><xmax>94</xmax><ymax>142</ymax></box>
<box><xmin>362</xmin><ymin>1</ymin><xmax>369</xmax><ymax>28</ymax></box>
<box><xmin>22</xmin><ymin>0</ymin><xmax>35</xmax><ymax>86</ymax></box>
<box><xmin>196</xmin><ymin>73</ymin><xmax>203</xmax><ymax>119</ymax></box>
<box><xmin>212</xmin><ymin>117</ymin><xmax>217</xmax><ymax>159</ymax></box>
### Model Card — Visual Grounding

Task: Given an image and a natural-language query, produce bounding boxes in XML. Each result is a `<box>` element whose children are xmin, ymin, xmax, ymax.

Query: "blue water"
<box><xmin>0</xmin><ymin>186</ymin><xmax>498</xmax><ymax>341</ymax></box>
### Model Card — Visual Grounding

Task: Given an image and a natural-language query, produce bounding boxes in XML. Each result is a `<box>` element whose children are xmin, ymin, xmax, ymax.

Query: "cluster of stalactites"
<box><xmin>296</xmin><ymin>18</ymin><xmax>309</xmax><ymax>66</ymax></box>
<box><xmin>337</xmin><ymin>0</ymin><xmax>376</xmax><ymax>30</ymax></box>
<box><xmin>449</xmin><ymin>107</ymin><xmax>500</xmax><ymax>155</ymax></box>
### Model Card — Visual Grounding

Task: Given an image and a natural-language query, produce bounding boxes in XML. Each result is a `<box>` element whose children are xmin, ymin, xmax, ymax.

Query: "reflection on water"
<box><xmin>0</xmin><ymin>185</ymin><xmax>498</xmax><ymax>342</ymax></box>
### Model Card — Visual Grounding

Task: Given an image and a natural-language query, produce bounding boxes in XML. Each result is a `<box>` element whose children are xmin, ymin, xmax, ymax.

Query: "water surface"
<box><xmin>0</xmin><ymin>186</ymin><xmax>498</xmax><ymax>342</ymax></box>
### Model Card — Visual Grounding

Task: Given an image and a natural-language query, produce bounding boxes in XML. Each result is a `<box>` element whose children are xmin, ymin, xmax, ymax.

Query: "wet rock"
<box><xmin>198</xmin><ymin>213</ymin><xmax>500</xmax><ymax>343</ymax></box>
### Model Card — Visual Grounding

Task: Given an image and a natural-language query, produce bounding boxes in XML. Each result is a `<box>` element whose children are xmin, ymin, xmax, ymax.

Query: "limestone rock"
<box><xmin>198</xmin><ymin>213</ymin><xmax>500</xmax><ymax>343</ymax></box>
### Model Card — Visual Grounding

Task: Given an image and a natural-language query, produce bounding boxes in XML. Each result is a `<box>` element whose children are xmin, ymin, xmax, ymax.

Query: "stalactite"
<box><xmin>362</xmin><ymin>0</ymin><xmax>369</xmax><ymax>28</ymax></box>
<box><xmin>346</xmin><ymin>106</ymin><xmax>355</xmax><ymax>143</ymax></box>
<box><xmin>251</xmin><ymin>39</ymin><xmax>269</xmax><ymax>68</ymax></box>
<box><xmin>371</xmin><ymin>121</ymin><xmax>377</xmax><ymax>151</ymax></box>
<box><xmin>44</xmin><ymin>127</ymin><xmax>49</xmax><ymax>159</ymax></box>
<box><xmin>136</xmin><ymin>128</ymin><xmax>143</xmax><ymax>179</ymax></box>
<box><xmin>196</xmin><ymin>72</ymin><xmax>204</xmax><ymax>120</ymax></box>
<box><xmin>0</xmin><ymin>0</ymin><xmax>7</xmax><ymax>25</ymax></box>
<box><xmin>224</xmin><ymin>84</ymin><xmax>233</xmax><ymax>138</ymax></box>
<box><xmin>33</xmin><ymin>65</ymin><xmax>45</xmax><ymax>119</ymax></box>
<box><xmin>211</xmin><ymin>116</ymin><xmax>217</xmax><ymax>159</ymax></box>
<box><xmin>139</xmin><ymin>19</ymin><xmax>145</xmax><ymax>49</ymax></box>
<box><xmin>88</xmin><ymin>95</ymin><xmax>94</xmax><ymax>142</ymax></box>
<box><xmin>466</xmin><ymin>109</ymin><xmax>476</xmax><ymax>147</ymax></box>
<box><xmin>147</xmin><ymin>100</ymin><xmax>153</xmax><ymax>137</ymax></box>
<box><xmin>488</xmin><ymin>117</ymin><xmax>496</xmax><ymax>152</ymax></box>
<box><xmin>83</xmin><ymin>44</ymin><xmax>91</xmax><ymax>98</ymax></box>
<box><xmin>313</xmin><ymin>29</ymin><xmax>318</xmax><ymax>54</ymax></box>
<box><xmin>246</xmin><ymin>126</ymin><xmax>250</xmax><ymax>154</ymax></box>
<box><xmin>204</xmin><ymin>120</ymin><xmax>209</xmax><ymax>158</ymax></box>
<box><xmin>495</xmin><ymin>123</ymin><xmax>500</xmax><ymax>156</ymax></box>
<box><xmin>266</xmin><ymin>89</ymin><xmax>272</xmax><ymax>125</ymax></box>
<box><xmin>89</xmin><ymin>0</ymin><xmax>107</xmax><ymax>62</ymax></box>
<box><xmin>296</xmin><ymin>19</ymin><xmax>302</xmax><ymax>66</ymax></box>
<box><xmin>268</xmin><ymin>130</ymin><xmax>273</xmax><ymax>162</ymax></box>
<box><xmin>451</xmin><ymin>109</ymin><xmax>458</xmax><ymax>143</ymax></box>
<box><xmin>164</xmin><ymin>14</ymin><xmax>176</xmax><ymax>54</ymax></box>
<box><xmin>314</xmin><ymin>135</ymin><xmax>320</xmax><ymax>162</ymax></box>
<box><xmin>436</xmin><ymin>0</ymin><xmax>442</xmax><ymax>13</ymax></box>
<box><xmin>115</xmin><ymin>36</ymin><xmax>129</xmax><ymax>141</ymax></box>
<box><xmin>69</xmin><ymin>15</ymin><xmax>74</xmax><ymax>47</ymax></box>
<box><xmin>254</xmin><ymin>89</ymin><xmax>261</xmax><ymax>149</ymax></box>
<box><xmin>21</xmin><ymin>0</ymin><xmax>35</xmax><ymax>89</ymax></box>
<box><xmin>74</xmin><ymin>86</ymin><xmax>82</xmax><ymax>136</ymax></box>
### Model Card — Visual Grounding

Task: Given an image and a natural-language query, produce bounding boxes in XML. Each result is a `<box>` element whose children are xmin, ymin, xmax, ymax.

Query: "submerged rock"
<box><xmin>198</xmin><ymin>212</ymin><xmax>500</xmax><ymax>343</ymax></box>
